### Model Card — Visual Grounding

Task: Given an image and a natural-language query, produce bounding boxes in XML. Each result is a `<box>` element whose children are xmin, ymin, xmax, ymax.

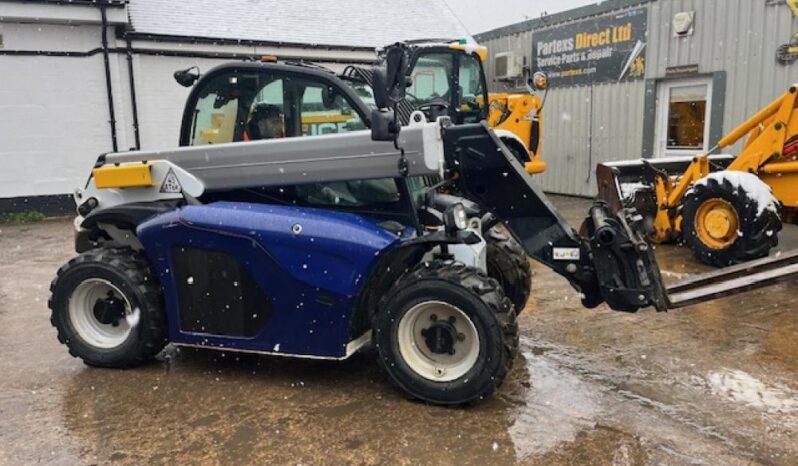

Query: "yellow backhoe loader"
<box><xmin>598</xmin><ymin>85</ymin><xmax>798</xmax><ymax>266</ymax></box>
<box><xmin>343</xmin><ymin>39</ymin><xmax>549</xmax><ymax>174</ymax></box>
<box><xmin>486</xmin><ymin>73</ymin><xmax>548</xmax><ymax>174</ymax></box>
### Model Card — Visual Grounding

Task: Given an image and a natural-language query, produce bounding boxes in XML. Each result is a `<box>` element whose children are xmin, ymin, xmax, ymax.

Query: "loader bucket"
<box><xmin>596</xmin><ymin>155</ymin><xmax>736</xmax><ymax>218</ymax></box>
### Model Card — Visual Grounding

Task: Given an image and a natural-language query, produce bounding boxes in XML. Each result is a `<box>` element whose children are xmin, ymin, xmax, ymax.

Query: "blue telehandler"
<box><xmin>49</xmin><ymin>44</ymin><xmax>798</xmax><ymax>405</ymax></box>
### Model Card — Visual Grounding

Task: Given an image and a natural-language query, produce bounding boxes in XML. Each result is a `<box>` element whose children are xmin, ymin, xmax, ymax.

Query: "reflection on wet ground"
<box><xmin>1</xmin><ymin>195</ymin><xmax>797</xmax><ymax>465</ymax></box>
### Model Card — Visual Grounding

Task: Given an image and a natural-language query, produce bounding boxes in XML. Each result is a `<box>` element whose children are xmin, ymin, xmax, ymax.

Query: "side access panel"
<box><xmin>137</xmin><ymin>202</ymin><xmax>404</xmax><ymax>358</ymax></box>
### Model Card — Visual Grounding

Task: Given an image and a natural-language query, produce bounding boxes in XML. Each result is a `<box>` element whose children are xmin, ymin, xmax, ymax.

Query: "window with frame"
<box><xmin>457</xmin><ymin>54</ymin><xmax>486</xmax><ymax>124</ymax></box>
<box><xmin>666</xmin><ymin>84</ymin><xmax>708</xmax><ymax>150</ymax></box>
<box><xmin>188</xmin><ymin>71</ymin><xmax>366</xmax><ymax>146</ymax></box>
<box><xmin>298</xmin><ymin>81</ymin><xmax>367</xmax><ymax>136</ymax></box>
<box><xmin>408</xmin><ymin>53</ymin><xmax>455</xmax><ymax>108</ymax></box>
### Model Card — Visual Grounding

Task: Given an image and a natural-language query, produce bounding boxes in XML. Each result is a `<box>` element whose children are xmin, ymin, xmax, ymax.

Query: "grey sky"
<box><xmin>443</xmin><ymin>0</ymin><xmax>600</xmax><ymax>35</ymax></box>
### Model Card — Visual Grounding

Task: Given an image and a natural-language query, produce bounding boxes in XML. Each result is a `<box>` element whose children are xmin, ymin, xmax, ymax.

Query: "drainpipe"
<box><xmin>99</xmin><ymin>5</ymin><xmax>118</xmax><ymax>152</ymax></box>
<box><xmin>125</xmin><ymin>34</ymin><xmax>141</xmax><ymax>150</ymax></box>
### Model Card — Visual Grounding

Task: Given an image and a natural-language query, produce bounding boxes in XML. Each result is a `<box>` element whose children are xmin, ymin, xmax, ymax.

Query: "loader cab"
<box><xmin>402</xmin><ymin>43</ymin><xmax>490</xmax><ymax>125</ymax></box>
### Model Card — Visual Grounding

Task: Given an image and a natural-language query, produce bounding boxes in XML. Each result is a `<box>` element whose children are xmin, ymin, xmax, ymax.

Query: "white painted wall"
<box><xmin>0</xmin><ymin>20</ymin><xmax>116</xmax><ymax>198</ymax></box>
<box><xmin>0</xmin><ymin>13</ymin><xmax>375</xmax><ymax>199</ymax></box>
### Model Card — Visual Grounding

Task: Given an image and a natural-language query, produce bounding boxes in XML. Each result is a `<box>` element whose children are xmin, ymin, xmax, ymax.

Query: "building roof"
<box><xmin>127</xmin><ymin>0</ymin><xmax>471</xmax><ymax>49</ymax></box>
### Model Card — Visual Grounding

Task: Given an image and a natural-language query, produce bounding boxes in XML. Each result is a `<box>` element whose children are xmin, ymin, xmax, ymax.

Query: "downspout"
<box><xmin>125</xmin><ymin>33</ymin><xmax>141</xmax><ymax>150</ymax></box>
<box><xmin>99</xmin><ymin>5</ymin><xmax>119</xmax><ymax>152</ymax></box>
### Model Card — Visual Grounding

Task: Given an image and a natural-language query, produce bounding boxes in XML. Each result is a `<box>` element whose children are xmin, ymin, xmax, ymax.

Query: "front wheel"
<box><xmin>682</xmin><ymin>172</ymin><xmax>781</xmax><ymax>267</ymax></box>
<box><xmin>486</xmin><ymin>225</ymin><xmax>532</xmax><ymax>313</ymax></box>
<box><xmin>49</xmin><ymin>248</ymin><xmax>168</xmax><ymax>367</ymax></box>
<box><xmin>373</xmin><ymin>261</ymin><xmax>518</xmax><ymax>405</ymax></box>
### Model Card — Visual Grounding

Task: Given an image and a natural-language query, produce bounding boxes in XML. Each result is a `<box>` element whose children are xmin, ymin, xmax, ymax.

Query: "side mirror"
<box><xmin>372</xmin><ymin>43</ymin><xmax>409</xmax><ymax>109</ymax></box>
<box><xmin>372</xmin><ymin>68</ymin><xmax>391</xmax><ymax>110</ymax></box>
<box><xmin>174</xmin><ymin>66</ymin><xmax>200</xmax><ymax>87</ymax></box>
<box><xmin>321</xmin><ymin>86</ymin><xmax>340</xmax><ymax>109</ymax></box>
<box><xmin>370</xmin><ymin>108</ymin><xmax>399</xmax><ymax>141</ymax></box>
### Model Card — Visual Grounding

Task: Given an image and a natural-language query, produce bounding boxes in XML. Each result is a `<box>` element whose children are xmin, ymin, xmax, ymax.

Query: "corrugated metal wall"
<box><xmin>648</xmin><ymin>0</ymin><xmax>797</xmax><ymax>148</ymax></box>
<box><xmin>478</xmin><ymin>0</ymin><xmax>798</xmax><ymax>196</ymax></box>
<box><xmin>479</xmin><ymin>2</ymin><xmax>650</xmax><ymax>196</ymax></box>
<box><xmin>536</xmin><ymin>80</ymin><xmax>646</xmax><ymax>196</ymax></box>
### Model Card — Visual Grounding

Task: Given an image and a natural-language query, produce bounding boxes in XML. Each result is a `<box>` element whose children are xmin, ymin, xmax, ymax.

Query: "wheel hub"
<box><xmin>695</xmin><ymin>198</ymin><xmax>739</xmax><ymax>249</ymax></box>
<box><xmin>421</xmin><ymin>320</ymin><xmax>458</xmax><ymax>355</ymax></box>
<box><xmin>68</xmin><ymin>278</ymin><xmax>133</xmax><ymax>349</ymax></box>
<box><xmin>93</xmin><ymin>293</ymin><xmax>126</xmax><ymax>326</ymax></box>
<box><xmin>396</xmin><ymin>301</ymin><xmax>480</xmax><ymax>382</ymax></box>
<box><xmin>705</xmin><ymin>209</ymin><xmax>732</xmax><ymax>239</ymax></box>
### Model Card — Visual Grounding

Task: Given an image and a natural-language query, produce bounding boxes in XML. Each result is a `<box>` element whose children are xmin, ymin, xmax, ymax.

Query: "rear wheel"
<box><xmin>486</xmin><ymin>225</ymin><xmax>532</xmax><ymax>313</ymax></box>
<box><xmin>373</xmin><ymin>261</ymin><xmax>518</xmax><ymax>405</ymax></box>
<box><xmin>49</xmin><ymin>248</ymin><xmax>167</xmax><ymax>367</ymax></box>
<box><xmin>682</xmin><ymin>172</ymin><xmax>781</xmax><ymax>267</ymax></box>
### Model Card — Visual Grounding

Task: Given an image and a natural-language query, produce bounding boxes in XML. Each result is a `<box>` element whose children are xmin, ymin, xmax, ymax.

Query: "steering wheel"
<box><xmin>461</xmin><ymin>98</ymin><xmax>479</xmax><ymax>110</ymax></box>
<box><xmin>417</xmin><ymin>98</ymin><xmax>450</xmax><ymax>121</ymax></box>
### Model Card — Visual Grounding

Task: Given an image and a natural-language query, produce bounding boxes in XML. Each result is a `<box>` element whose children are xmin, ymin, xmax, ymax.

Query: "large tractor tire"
<box><xmin>682</xmin><ymin>172</ymin><xmax>781</xmax><ymax>267</ymax></box>
<box><xmin>49</xmin><ymin>247</ymin><xmax>168</xmax><ymax>367</ymax></box>
<box><xmin>485</xmin><ymin>225</ymin><xmax>532</xmax><ymax>313</ymax></box>
<box><xmin>373</xmin><ymin>260</ymin><xmax>518</xmax><ymax>405</ymax></box>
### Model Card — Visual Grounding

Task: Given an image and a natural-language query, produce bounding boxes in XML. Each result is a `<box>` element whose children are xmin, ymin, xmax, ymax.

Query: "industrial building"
<box><xmin>476</xmin><ymin>0</ymin><xmax>798</xmax><ymax>196</ymax></box>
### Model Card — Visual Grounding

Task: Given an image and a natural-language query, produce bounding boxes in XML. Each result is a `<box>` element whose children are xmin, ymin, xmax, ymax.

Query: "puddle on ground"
<box><xmin>506</xmin><ymin>336</ymin><xmax>603</xmax><ymax>459</ymax></box>
<box><xmin>705</xmin><ymin>368</ymin><xmax>798</xmax><ymax>415</ymax></box>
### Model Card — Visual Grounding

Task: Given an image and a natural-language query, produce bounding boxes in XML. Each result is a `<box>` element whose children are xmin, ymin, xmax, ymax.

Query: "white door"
<box><xmin>654</xmin><ymin>78</ymin><xmax>713</xmax><ymax>158</ymax></box>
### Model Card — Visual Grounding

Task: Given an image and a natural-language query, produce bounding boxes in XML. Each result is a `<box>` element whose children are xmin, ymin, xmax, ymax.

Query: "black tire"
<box><xmin>373</xmin><ymin>260</ymin><xmax>518</xmax><ymax>405</ymax></box>
<box><xmin>49</xmin><ymin>247</ymin><xmax>168</xmax><ymax>367</ymax></box>
<box><xmin>486</xmin><ymin>225</ymin><xmax>532</xmax><ymax>313</ymax></box>
<box><xmin>501</xmin><ymin>137</ymin><xmax>531</xmax><ymax>165</ymax></box>
<box><xmin>682</xmin><ymin>173</ymin><xmax>781</xmax><ymax>267</ymax></box>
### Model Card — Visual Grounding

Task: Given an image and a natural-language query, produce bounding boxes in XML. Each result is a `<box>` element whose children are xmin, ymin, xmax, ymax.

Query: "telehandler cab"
<box><xmin>49</xmin><ymin>43</ymin><xmax>798</xmax><ymax>406</ymax></box>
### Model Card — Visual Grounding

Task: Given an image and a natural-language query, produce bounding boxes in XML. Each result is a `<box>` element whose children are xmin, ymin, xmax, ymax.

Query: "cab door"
<box><xmin>179</xmin><ymin>65</ymin><xmax>418</xmax><ymax>225</ymax></box>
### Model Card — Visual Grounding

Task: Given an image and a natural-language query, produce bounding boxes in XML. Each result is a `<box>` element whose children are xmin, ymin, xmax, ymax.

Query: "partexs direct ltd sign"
<box><xmin>533</xmin><ymin>7</ymin><xmax>648</xmax><ymax>86</ymax></box>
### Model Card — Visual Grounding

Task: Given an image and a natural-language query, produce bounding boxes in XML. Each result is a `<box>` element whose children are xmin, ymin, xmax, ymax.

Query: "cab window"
<box><xmin>457</xmin><ymin>54</ymin><xmax>487</xmax><ymax>124</ymax></box>
<box><xmin>299</xmin><ymin>82</ymin><xmax>367</xmax><ymax>135</ymax></box>
<box><xmin>188</xmin><ymin>71</ymin><xmax>264</xmax><ymax>145</ymax></box>
<box><xmin>408</xmin><ymin>53</ymin><xmax>455</xmax><ymax>108</ymax></box>
<box><xmin>187</xmin><ymin>70</ymin><xmax>366</xmax><ymax>146</ymax></box>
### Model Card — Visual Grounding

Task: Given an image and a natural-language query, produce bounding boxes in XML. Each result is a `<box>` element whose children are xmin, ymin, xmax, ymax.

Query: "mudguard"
<box><xmin>137</xmin><ymin>202</ymin><xmax>411</xmax><ymax>358</ymax></box>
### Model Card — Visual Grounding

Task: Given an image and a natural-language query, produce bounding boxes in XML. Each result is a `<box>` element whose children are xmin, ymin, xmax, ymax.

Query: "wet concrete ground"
<box><xmin>1</xmin><ymin>195</ymin><xmax>797</xmax><ymax>465</ymax></box>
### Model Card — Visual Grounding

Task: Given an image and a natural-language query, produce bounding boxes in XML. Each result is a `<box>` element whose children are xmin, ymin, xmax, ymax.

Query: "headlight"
<box><xmin>444</xmin><ymin>203</ymin><xmax>469</xmax><ymax>232</ymax></box>
<box><xmin>532</xmin><ymin>71</ymin><xmax>549</xmax><ymax>90</ymax></box>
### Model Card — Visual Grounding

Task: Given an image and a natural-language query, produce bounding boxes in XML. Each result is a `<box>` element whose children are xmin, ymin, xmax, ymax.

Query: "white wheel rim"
<box><xmin>397</xmin><ymin>301</ymin><xmax>480</xmax><ymax>382</ymax></box>
<box><xmin>68</xmin><ymin>278</ymin><xmax>133</xmax><ymax>349</ymax></box>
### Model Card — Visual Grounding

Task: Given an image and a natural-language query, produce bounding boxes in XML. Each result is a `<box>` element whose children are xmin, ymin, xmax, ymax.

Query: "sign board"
<box><xmin>533</xmin><ymin>7</ymin><xmax>648</xmax><ymax>86</ymax></box>
<box><xmin>665</xmin><ymin>64</ymin><xmax>700</xmax><ymax>76</ymax></box>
